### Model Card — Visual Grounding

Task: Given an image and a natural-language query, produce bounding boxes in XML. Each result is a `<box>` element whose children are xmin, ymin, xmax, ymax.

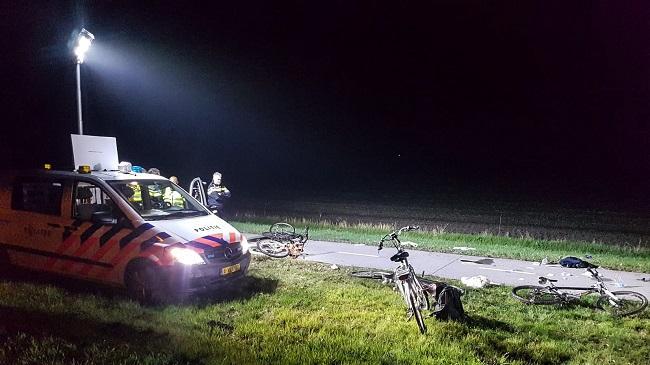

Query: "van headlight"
<box><xmin>240</xmin><ymin>236</ymin><xmax>250</xmax><ymax>254</ymax></box>
<box><xmin>170</xmin><ymin>247</ymin><xmax>206</xmax><ymax>265</ymax></box>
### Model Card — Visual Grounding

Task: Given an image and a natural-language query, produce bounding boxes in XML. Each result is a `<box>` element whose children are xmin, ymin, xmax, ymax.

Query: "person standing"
<box><xmin>207</xmin><ymin>172</ymin><xmax>231</xmax><ymax>215</ymax></box>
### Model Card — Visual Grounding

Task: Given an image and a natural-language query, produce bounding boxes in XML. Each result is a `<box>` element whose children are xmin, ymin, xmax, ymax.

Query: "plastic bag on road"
<box><xmin>460</xmin><ymin>275</ymin><xmax>493</xmax><ymax>288</ymax></box>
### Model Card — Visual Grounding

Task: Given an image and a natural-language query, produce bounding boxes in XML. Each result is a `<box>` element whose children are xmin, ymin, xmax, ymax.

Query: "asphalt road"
<box><xmin>251</xmin><ymin>239</ymin><xmax>650</xmax><ymax>298</ymax></box>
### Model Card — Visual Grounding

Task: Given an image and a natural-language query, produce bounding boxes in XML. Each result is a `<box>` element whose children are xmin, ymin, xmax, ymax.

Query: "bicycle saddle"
<box><xmin>538</xmin><ymin>276</ymin><xmax>558</xmax><ymax>284</ymax></box>
<box><xmin>390</xmin><ymin>251</ymin><xmax>409</xmax><ymax>262</ymax></box>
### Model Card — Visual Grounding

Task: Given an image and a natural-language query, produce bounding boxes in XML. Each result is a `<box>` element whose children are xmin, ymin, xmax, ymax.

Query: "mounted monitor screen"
<box><xmin>71</xmin><ymin>134</ymin><xmax>119</xmax><ymax>171</ymax></box>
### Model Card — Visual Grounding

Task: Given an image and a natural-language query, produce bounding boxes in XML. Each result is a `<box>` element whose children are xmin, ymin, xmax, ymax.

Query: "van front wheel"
<box><xmin>125</xmin><ymin>262</ymin><xmax>164</xmax><ymax>305</ymax></box>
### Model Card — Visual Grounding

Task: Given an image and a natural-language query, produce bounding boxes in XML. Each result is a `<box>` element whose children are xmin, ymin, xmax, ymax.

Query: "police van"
<box><xmin>0</xmin><ymin>137</ymin><xmax>251</xmax><ymax>303</ymax></box>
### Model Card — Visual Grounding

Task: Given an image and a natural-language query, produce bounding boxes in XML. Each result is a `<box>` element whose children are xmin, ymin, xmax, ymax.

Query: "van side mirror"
<box><xmin>91</xmin><ymin>211</ymin><xmax>117</xmax><ymax>225</ymax></box>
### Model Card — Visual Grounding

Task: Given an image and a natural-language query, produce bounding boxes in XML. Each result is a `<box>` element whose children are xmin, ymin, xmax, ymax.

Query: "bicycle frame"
<box><xmin>539</xmin><ymin>268</ymin><xmax>619</xmax><ymax>303</ymax></box>
<box><xmin>257</xmin><ymin>225</ymin><xmax>309</xmax><ymax>258</ymax></box>
<box><xmin>514</xmin><ymin>267</ymin><xmax>648</xmax><ymax>316</ymax></box>
<box><xmin>393</xmin><ymin>261</ymin><xmax>427</xmax><ymax>307</ymax></box>
<box><xmin>378</xmin><ymin>226</ymin><xmax>429</xmax><ymax>333</ymax></box>
<box><xmin>379</xmin><ymin>227</ymin><xmax>429</xmax><ymax>309</ymax></box>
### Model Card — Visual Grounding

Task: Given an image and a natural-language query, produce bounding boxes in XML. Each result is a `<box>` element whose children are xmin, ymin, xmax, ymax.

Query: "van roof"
<box><xmin>90</xmin><ymin>171</ymin><xmax>166</xmax><ymax>181</ymax></box>
<box><xmin>3</xmin><ymin>169</ymin><xmax>167</xmax><ymax>182</ymax></box>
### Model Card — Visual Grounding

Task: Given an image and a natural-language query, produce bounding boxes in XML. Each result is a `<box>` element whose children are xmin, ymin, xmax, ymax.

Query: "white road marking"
<box><xmin>478</xmin><ymin>267</ymin><xmax>535</xmax><ymax>275</ymax></box>
<box><xmin>336</xmin><ymin>251</ymin><xmax>380</xmax><ymax>258</ymax></box>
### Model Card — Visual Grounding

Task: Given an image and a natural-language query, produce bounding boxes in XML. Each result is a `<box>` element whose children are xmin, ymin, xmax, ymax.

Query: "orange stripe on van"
<box><xmin>44</xmin><ymin>232</ymin><xmax>82</xmax><ymax>270</ymax></box>
<box><xmin>58</xmin><ymin>236</ymin><xmax>100</xmax><ymax>273</ymax></box>
<box><xmin>103</xmin><ymin>242</ymin><xmax>140</xmax><ymax>279</ymax></box>
<box><xmin>77</xmin><ymin>229</ymin><xmax>128</xmax><ymax>275</ymax></box>
<box><xmin>195</xmin><ymin>237</ymin><xmax>221</xmax><ymax>247</ymax></box>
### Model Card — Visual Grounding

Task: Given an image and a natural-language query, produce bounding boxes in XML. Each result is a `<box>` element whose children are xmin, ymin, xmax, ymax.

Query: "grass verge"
<box><xmin>232</xmin><ymin>219</ymin><xmax>650</xmax><ymax>273</ymax></box>
<box><xmin>1</xmin><ymin>257</ymin><xmax>648</xmax><ymax>364</ymax></box>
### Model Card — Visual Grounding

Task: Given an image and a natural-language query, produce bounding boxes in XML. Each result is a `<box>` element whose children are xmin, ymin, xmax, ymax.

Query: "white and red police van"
<box><xmin>0</xmin><ymin>136</ymin><xmax>251</xmax><ymax>303</ymax></box>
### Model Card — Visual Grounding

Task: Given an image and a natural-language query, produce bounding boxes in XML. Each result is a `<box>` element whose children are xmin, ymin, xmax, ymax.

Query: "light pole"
<box><xmin>73</xmin><ymin>28</ymin><xmax>94</xmax><ymax>135</ymax></box>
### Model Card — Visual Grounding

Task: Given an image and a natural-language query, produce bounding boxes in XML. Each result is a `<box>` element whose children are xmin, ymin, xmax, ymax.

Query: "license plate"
<box><xmin>221</xmin><ymin>263</ymin><xmax>241</xmax><ymax>275</ymax></box>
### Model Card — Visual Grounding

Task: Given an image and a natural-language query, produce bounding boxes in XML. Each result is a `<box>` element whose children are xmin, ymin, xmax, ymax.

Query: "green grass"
<box><xmin>1</xmin><ymin>257</ymin><xmax>648</xmax><ymax>364</ymax></box>
<box><xmin>233</xmin><ymin>219</ymin><xmax>650</xmax><ymax>273</ymax></box>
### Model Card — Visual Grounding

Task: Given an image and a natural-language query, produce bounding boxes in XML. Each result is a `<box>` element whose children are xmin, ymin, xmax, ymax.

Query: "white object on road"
<box><xmin>453</xmin><ymin>246</ymin><xmax>476</xmax><ymax>251</ymax></box>
<box><xmin>615</xmin><ymin>276</ymin><xmax>625</xmax><ymax>288</ymax></box>
<box><xmin>461</xmin><ymin>275</ymin><xmax>493</xmax><ymax>288</ymax></box>
<box><xmin>330</xmin><ymin>264</ymin><xmax>339</xmax><ymax>270</ymax></box>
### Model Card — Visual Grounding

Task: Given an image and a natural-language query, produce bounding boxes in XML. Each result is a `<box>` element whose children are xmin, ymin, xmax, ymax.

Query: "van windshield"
<box><xmin>109</xmin><ymin>180</ymin><xmax>208</xmax><ymax>221</ymax></box>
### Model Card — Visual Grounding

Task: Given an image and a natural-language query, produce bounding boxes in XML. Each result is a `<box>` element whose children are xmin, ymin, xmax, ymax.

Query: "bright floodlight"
<box><xmin>74</xmin><ymin>28</ymin><xmax>94</xmax><ymax>64</ymax></box>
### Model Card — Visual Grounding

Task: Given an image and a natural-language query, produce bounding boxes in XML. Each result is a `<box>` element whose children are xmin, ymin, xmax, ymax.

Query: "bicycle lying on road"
<box><xmin>512</xmin><ymin>267</ymin><xmax>648</xmax><ymax>317</ymax></box>
<box><xmin>352</xmin><ymin>226</ymin><xmax>431</xmax><ymax>334</ymax></box>
<box><xmin>255</xmin><ymin>223</ymin><xmax>309</xmax><ymax>259</ymax></box>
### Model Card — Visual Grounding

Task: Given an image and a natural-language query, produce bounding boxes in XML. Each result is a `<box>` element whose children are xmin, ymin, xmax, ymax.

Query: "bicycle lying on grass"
<box><xmin>512</xmin><ymin>267</ymin><xmax>648</xmax><ymax>317</ymax></box>
<box><xmin>255</xmin><ymin>223</ymin><xmax>309</xmax><ymax>259</ymax></box>
<box><xmin>352</xmin><ymin>226</ymin><xmax>431</xmax><ymax>334</ymax></box>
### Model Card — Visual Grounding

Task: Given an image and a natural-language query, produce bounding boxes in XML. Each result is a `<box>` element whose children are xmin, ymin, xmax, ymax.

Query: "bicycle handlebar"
<box><xmin>378</xmin><ymin>225</ymin><xmax>420</xmax><ymax>251</ymax></box>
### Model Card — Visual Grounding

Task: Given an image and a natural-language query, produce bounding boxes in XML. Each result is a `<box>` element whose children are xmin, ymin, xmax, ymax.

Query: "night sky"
<box><xmin>1</xmin><ymin>1</ymin><xmax>649</xmax><ymax>207</ymax></box>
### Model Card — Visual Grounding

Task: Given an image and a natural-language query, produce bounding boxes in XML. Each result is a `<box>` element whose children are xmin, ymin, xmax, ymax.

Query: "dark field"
<box><xmin>229</xmin><ymin>190</ymin><xmax>650</xmax><ymax>247</ymax></box>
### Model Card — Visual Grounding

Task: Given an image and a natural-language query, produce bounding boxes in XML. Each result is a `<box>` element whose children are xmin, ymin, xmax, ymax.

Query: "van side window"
<box><xmin>11</xmin><ymin>178</ymin><xmax>64</xmax><ymax>216</ymax></box>
<box><xmin>74</xmin><ymin>182</ymin><xmax>116</xmax><ymax>221</ymax></box>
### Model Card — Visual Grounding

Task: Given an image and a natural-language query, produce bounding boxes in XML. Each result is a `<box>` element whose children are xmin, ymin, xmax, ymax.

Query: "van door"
<box><xmin>52</xmin><ymin>180</ymin><xmax>134</xmax><ymax>281</ymax></box>
<box><xmin>4</xmin><ymin>176</ymin><xmax>69</xmax><ymax>271</ymax></box>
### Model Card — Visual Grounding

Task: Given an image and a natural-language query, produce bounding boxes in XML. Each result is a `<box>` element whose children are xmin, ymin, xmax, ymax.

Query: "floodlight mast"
<box><xmin>74</xmin><ymin>28</ymin><xmax>94</xmax><ymax>135</ymax></box>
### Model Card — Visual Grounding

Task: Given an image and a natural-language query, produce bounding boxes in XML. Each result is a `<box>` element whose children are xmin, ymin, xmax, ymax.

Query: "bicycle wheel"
<box><xmin>405</xmin><ymin>283</ymin><xmax>427</xmax><ymax>334</ymax></box>
<box><xmin>269</xmin><ymin>223</ymin><xmax>295</xmax><ymax>235</ymax></box>
<box><xmin>410</xmin><ymin>276</ymin><xmax>431</xmax><ymax>311</ymax></box>
<box><xmin>349</xmin><ymin>270</ymin><xmax>393</xmax><ymax>280</ymax></box>
<box><xmin>256</xmin><ymin>239</ymin><xmax>290</xmax><ymax>258</ymax></box>
<box><xmin>597</xmin><ymin>291</ymin><xmax>648</xmax><ymax>317</ymax></box>
<box><xmin>512</xmin><ymin>285</ymin><xmax>562</xmax><ymax>305</ymax></box>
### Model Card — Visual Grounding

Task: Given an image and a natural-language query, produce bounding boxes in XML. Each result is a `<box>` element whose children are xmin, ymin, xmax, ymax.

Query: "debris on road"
<box><xmin>461</xmin><ymin>275</ymin><xmax>493</xmax><ymax>288</ymax></box>
<box><xmin>452</xmin><ymin>246</ymin><xmax>476</xmax><ymax>251</ymax></box>
<box><xmin>614</xmin><ymin>277</ymin><xmax>626</xmax><ymax>288</ymax></box>
<box><xmin>560</xmin><ymin>256</ymin><xmax>597</xmax><ymax>268</ymax></box>
<box><xmin>460</xmin><ymin>258</ymin><xmax>494</xmax><ymax>265</ymax></box>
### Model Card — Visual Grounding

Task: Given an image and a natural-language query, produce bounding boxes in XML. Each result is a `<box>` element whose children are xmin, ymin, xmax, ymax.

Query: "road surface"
<box><xmin>251</xmin><ymin>238</ymin><xmax>650</xmax><ymax>298</ymax></box>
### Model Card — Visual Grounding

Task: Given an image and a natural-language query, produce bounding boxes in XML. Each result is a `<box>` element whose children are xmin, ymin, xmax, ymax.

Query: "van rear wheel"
<box><xmin>125</xmin><ymin>262</ymin><xmax>164</xmax><ymax>305</ymax></box>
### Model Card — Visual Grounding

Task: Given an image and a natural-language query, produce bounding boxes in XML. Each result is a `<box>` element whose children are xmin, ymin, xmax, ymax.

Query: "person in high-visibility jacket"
<box><xmin>164</xmin><ymin>176</ymin><xmax>185</xmax><ymax>208</ymax></box>
<box><xmin>207</xmin><ymin>172</ymin><xmax>231</xmax><ymax>214</ymax></box>
<box><xmin>145</xmin><ymin>167</ymin><xmax>166</xmax><ymax>208</ymax></box>
<box><xmin>130</xmin><ymin>184</ymin><xmax>142</xmax><ymax>202</ymax></box>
